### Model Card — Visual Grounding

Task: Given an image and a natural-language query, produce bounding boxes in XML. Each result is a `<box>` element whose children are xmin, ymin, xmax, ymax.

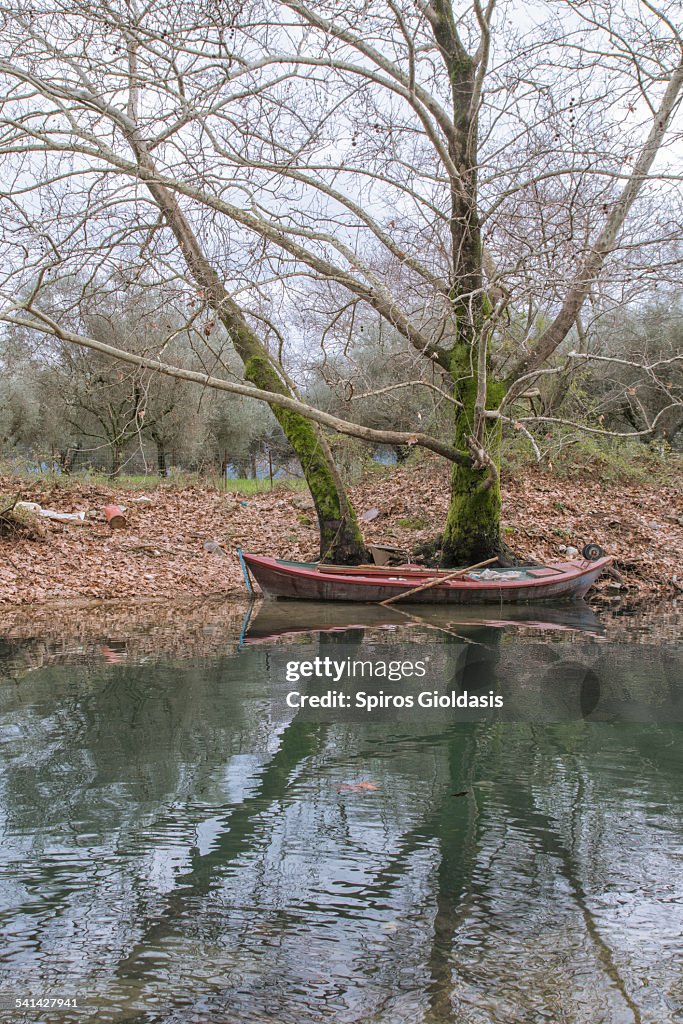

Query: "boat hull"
<box><xmin>241</xmin><ymin>555</ymin><xmax>611</xmax><ymax>604</ymax></box>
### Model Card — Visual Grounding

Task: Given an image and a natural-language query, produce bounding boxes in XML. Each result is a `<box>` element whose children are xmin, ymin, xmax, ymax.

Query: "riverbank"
<box><xmin>1</xmin><ymin>463</ymin><xmax>681</xmax><ymax>607</ymax></box>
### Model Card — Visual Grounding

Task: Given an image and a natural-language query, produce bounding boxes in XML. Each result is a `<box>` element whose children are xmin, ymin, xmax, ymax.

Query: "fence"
<box><xmin>1</xmin><ymin>438</ymin><xmax>402</xmax><ymax>488</ymax></box>
<box><xmin>0</xmin><ymin>442</ymin><xmax>302</xmax><ymax>482</ymax></box>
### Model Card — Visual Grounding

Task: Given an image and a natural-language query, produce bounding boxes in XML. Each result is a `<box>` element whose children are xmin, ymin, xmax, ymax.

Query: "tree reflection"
<box><xmin>0</xmin><ymin>620</ymin><xmax>680</xmax><ymax>1023</ymax></box>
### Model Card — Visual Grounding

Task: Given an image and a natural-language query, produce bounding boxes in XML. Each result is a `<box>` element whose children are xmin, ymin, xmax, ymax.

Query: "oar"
<box><xmin>384</xmin><ymin>604</ymin><xmax>485</xmax><ymax>645</ymax></box>
<box><xmin>379</xmin><ymin>556</ymin><xmax>499</xmax><ymax>607</ymax></box>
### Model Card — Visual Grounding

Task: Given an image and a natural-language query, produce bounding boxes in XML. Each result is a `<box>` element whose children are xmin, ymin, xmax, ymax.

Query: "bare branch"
<box><xmin>507</xmin><ymin>56</ymin><xmax>683</xmax><ymax>389</ymax></box>
<box><xmin>3</xmin><ymin>304</ymin><xmax>471</xmax><ymax>466</ymax></box>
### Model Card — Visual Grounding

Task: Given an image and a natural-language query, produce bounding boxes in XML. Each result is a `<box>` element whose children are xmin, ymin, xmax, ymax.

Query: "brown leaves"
<box><xmin>0</xmin><ymin>477</ymin><xmax>319</xmax><ymax>606</ymax></box>
<box><xmin>0</xmin><ymin>461</ymin><xmax>680</xmax><ymax>606</ymax></box>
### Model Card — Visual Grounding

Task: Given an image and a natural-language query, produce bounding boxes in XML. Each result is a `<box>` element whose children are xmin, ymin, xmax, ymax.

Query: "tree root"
<box><xmin>411</xmin><ymin>533</ymin><xmax>538</xmax><ymax>569</ymax></box>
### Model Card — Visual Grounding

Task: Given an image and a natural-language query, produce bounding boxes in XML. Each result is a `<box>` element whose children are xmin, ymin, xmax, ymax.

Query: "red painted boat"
<box><xmin>240</xmin><ymin>553</ymin><xmax>612</xmax><ymax>604</ymax></box>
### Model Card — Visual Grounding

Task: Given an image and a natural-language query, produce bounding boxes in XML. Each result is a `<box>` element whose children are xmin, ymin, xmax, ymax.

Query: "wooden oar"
<box><xmin>379</xmin><ymin>557</ymin><xmax>499</xmax><ymax>607</ymax></box>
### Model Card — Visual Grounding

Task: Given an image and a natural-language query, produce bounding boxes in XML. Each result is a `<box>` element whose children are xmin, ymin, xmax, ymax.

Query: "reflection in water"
<box><xmin>0</xmin><ymin>603</ymin><xmax>681</xmax><ymax>1023</ymax></box>
<box><xmin>241</xmin><ymin>598</ymin><xmax>608</xmax><ymax>644</ymax></box>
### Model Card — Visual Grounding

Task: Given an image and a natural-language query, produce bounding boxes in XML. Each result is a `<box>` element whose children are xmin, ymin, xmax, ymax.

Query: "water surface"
<box><xmin>0</xmin><ymin>600</ymin><xmax>681</xmax><ymax>1023</ymax></box>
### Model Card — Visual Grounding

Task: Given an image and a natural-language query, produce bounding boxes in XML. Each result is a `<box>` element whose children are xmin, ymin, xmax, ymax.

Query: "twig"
<box><xmin>466</xmin><ymin>436</ymin><xmax>499</xmax><ymax>491</ymax></box>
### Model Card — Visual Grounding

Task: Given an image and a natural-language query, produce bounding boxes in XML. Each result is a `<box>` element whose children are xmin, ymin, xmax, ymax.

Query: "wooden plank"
<box><xmin>317</xmin><ymin>563</ymin><xmax>450</xmax><ymax>577</ymax></box>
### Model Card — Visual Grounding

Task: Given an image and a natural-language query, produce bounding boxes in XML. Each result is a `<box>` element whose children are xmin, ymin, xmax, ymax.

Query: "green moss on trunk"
<box><xmin>244</xmin><ymin>355</ymin><xmax>367</xmax><ymax>563</ymax></box>
<box><xmin>441</xmin><ymin>345</ymin><xmax>505</xmax><ymax>566</ymax></box>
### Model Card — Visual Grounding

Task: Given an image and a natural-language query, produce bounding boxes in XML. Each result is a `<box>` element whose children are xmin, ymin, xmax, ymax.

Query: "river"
<box><xmin>0</xmin><ymin>600</ymin><xmax>681</xmax><ymax>1023</ymax></box>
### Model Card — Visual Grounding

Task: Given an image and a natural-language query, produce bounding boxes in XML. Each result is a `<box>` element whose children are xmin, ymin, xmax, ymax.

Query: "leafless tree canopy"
<box><xmin>0</xmin><ymin>0</ymin><xmax>681</xmax><ymax>555</ymax></box>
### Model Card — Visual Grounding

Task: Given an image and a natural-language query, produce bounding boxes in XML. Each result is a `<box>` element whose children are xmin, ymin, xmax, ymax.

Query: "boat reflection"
<box><xmin>242</xmin><ymin>601</ymin><xmax>682</xmax><ymax>726</ymax></box>
<box><xmin>241</xmin><ymin>598</ymin><xmax>605</xmax><ymax>645</ymax></box>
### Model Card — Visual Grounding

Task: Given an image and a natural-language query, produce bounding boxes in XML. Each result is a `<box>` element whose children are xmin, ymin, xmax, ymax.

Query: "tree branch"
<box><xmin>507</xmin><ymin>56</ymin><xmax>683</xmax><ymax>390</ymax></box>
<box><xmin>3</xmin><ymin>305</ymin><xmax>472</xmax><ymax>467</ymax></box>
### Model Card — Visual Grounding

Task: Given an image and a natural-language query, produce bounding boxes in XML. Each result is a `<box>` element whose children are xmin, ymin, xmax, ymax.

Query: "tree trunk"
<box><xmin>222</xmin><ymin>318</ymin><xmax>368</xmax><ymax>561</ymax></box>
<box><xmin>127</xmin><ymin>144</ymin><xmax>368</xmax><ymax>563</ymax></box>
<box><xmin>156</xmin><ymin>443</ymin><xmax>166</xmax><ymax>477</ymax></box>
<box><xmin>110</xmin><ymin>444</ymin><xmax>122</xmax><ymax>478</ymax></box>
<box><xmin>234</xmin><ymin>457</ymin><xmax>249</xmax><ymax>479</ymax></box>
<box><xmin>58</xmin><ymin>446</ymin><xmax>77</xmax><ymax>474</ymax></box>
<box><xmin>244</xmin><ymin>354</ymin><xmax>367</xmax><ymax>562</ymax></box>
<box><xmin>423</xmin><ymin>37</ymin><xmax>504</xmax><ymax>567</ymax></box>
<box><xmin>441</xmin><ymin>345</ymin><xmax>505</xmax><ymax>566</ymax></box>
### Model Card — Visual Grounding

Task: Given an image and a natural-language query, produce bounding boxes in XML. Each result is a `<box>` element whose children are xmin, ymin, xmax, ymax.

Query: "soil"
<box><xmin>0</xmin><ymin>462</ymin><xmax>681</xmax><ymax>609</ymax></box>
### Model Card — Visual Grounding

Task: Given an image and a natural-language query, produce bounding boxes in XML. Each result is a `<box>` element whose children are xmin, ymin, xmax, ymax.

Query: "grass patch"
<box><xmin>222</xmin><ymin>477</ymin><xmax>307</xmax><ymax>495</ymax></box>
<box><xmin>0</xmin><ymin>466</ymin><xmax>307</xmax><ymax>496</ymax></box>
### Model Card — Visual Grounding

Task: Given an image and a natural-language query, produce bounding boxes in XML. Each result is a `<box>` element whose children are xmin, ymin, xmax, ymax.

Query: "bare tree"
<box><xmin>0</xmin><ymin>0</ymin><xmax>681</xmax><ymax>561</ymax></box>
<box><xmin>576</xmin><ymin>300</ymin><xmax>683</xmax><ymax>442</ymax></box>
<box><xmin>0</xmin><ymin>3</ymin><xmax>372</xmax><ymax>560</ymax></box>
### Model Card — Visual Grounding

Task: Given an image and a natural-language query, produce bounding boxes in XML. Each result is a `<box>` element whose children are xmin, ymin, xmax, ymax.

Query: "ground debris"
<box><xmin>0</xmin><ymin>464</ymin><xmax>680</xmax><ymax>606</ymax></box>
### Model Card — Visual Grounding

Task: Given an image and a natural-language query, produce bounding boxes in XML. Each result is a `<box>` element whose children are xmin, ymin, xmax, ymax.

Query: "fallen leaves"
<box><xmin>0</xmin><ymin>478</ymin><xmax>320</xmax><ymax>606</ymax></box>
<box><xmin>0</xmin><ymin>461</ymin><xmax>680</xmax><ymax>606</ymax></box>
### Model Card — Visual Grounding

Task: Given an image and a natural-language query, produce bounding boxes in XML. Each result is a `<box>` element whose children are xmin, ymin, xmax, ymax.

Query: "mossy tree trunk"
<box><xmin>218</xmin><ymin>312</ymin><xmax>367</xmax><ymax>563</ymax></box>
<box><xmin>441</xmin><ymin>341</ymin><xmax>505</xmax><ymax>566</ymax></box>
<box><xmin>428</xmin><ymin>15</ymin><xmax>505</xmax><ymax>567</ymax></box>
<box><xmin>131</xmin><ymin>153</ymin><xmax>368</xmax><ymax>563</ymax></box>
<box><xmin>244</xmin><ymin>355</ymin><xmax>366</xmax><ymax>562</ymax></box>
<box><xmin>444</xmin><ymin>52</ymin><xmax>507</xmax><ymax>565</ymax></box>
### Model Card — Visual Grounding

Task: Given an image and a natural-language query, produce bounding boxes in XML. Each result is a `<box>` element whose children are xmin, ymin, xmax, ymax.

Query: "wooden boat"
<box><xmin>240</xmin><ymin>553</ymin><xmax>612</xmax><ymax>604</ymax></box>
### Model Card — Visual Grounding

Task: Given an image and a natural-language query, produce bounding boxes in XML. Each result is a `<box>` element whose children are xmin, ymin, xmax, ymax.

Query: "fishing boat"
<box><xmin>239</xmin><ymin>551</ymin><xmax>612</xmax><ymax>604</ymax></box>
